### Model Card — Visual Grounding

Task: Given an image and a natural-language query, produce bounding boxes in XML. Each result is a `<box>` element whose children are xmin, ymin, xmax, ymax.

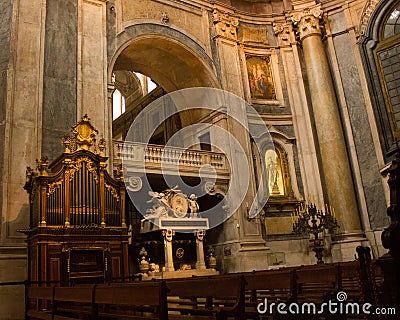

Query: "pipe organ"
<box><xmin>21</xmin><ymin>115</ymin><xmax>129</xmax><ymax>285</ymax></box>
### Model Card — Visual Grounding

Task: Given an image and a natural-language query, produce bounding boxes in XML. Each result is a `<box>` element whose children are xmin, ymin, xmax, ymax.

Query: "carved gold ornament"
<box><xmin>105</xmin><ymin>183</ymin><xmax>120</xmax><ymax>201</ymax></box>
<box><xmin>170</xmin><ymin>193</ymin><xmax>189</xmax><ymax>218</ymax></box>
<box><xmin>196</xmin><ymin>230</ymin><xmax>205</xmax><ymax>241</ymax></box>
<box><xmin>176</xmin><ymin>247</ymin><xmax>184</xmax><ymax>259</ymax></box>
<box><xmin>47</xmin><ymin>179</ymin><xmax>63</xmax><ymax>197</ymax></box>
<box><xmin>72</xmin><ymin>114</ymin><xmax>98</xmax><ymax>150</ymax></box>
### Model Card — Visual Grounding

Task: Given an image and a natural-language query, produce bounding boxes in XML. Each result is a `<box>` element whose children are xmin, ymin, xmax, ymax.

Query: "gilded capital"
<box><xmin>291</xmin><ymin>6</ymin><xmax>323</xmax><ymax>41</ymax></box>
<box><xmin>212</xmin><ymin>9</ymin><xmax>239</xmax><ymax>41</ymax></box>
<box><xmin>273</xmin><ymin>22</ymin><xmax>292</xmax><ymax>46</ymax></box>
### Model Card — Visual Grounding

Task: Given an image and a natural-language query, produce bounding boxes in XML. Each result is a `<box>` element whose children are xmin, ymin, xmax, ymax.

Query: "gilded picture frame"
<box><xmin>246</xmin><ymin>55</ymin><xmax>276</xmax><ymax>100</ymax></box>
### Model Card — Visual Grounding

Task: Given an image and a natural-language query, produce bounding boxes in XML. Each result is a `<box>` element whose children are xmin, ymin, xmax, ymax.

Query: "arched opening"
<box><xmin>109</xmin><ymin>34</ymin><xmax>225</xmax><ymax>271</ymax></box>
<box><xmin>110</xmin><ymin>35</ymin><xmax>220</xmax><ymax>141</ymax></box>
<box><xmin>360</xmin><ymin>0</ymin><xmax>400</xmax><ymax>158</ymax></box>
<box><xmin>111</xmin><ymin>35</ymin><xmax>219</xmax><ymax>92</ymax></box>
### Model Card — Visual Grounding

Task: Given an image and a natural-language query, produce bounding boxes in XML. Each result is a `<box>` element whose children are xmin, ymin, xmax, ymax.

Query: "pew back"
<box><xmin>165</xmin><ymin>275</ymin><xmax>245</xmax><ymax>319</ymax></box>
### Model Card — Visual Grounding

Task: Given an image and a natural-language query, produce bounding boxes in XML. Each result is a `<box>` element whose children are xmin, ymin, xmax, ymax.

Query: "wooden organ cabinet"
<box><xmin>20</xmin><ymin>115</ymin><xmax>129</xmax><ymax>285</ymax></box>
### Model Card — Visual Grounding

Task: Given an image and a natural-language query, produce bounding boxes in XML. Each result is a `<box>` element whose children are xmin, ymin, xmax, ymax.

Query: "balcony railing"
<box><xmin>113</xmin><ymin>141</ymin><xmax>230</xmax><ymax>179</ymax></box>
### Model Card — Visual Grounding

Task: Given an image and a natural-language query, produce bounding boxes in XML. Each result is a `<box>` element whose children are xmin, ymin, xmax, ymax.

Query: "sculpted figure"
<box><xmin>189</xmin><ymin>194</ymin><xmax>199</xmax><ymax>217</ymax></box>
<box><xmin>146</xmin><ymin>191</ymin><xmax>169</xmax><ymax>217</ymax></box>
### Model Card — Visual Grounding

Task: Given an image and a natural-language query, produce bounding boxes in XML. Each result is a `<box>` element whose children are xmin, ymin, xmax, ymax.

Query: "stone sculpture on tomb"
<box><xmin>146</xmin><ymin>187</ymin><xmax>199</xmax><ymax>219</ymax></box>
<box><xmin>189</xmin><ymin>194</ymin><xmax>199</xmax><ymax>217</ymax></box>
<box><xmin>137</xmin><ymin>187</ymin><xmax>218</xmax><ymax>279</ymax></box>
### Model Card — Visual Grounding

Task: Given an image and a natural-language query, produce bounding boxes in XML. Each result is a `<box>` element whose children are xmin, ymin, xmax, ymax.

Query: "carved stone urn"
<box><xmin>207</xmin><ymin>248</ymin><xmax>217</xmax><ymax>269</ymax></box>
<box><xmin>138</xmin><ymin>247</ymin><xmax>149</xmax><ymax>273</ymax></box>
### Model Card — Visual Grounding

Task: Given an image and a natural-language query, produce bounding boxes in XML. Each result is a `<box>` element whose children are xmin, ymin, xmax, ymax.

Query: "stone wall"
<box><xmin>42</xmin><ymin>0</ymin><xmax>78</xmax><ymax>160</ymax></box>
<box><xmin>0</xmin><ymin>254</ymin><xmax>26</xmax><ymax>319</ymax></box>
<box><xmin>0</xmin><ymin>0</ymin><xmax>13</xmax><ymax>229</ymax></box>
<box><xmin>0</xmin><ymin>2</ymin><xmax>26</xmax><ymax>318</ymax></box>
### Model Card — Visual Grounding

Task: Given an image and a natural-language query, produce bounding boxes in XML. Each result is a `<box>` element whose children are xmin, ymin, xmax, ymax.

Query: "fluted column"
<box><xmin>291</xmin><ymin>6</ymin><xmax>362</xmax><ymax>235</ymax></box>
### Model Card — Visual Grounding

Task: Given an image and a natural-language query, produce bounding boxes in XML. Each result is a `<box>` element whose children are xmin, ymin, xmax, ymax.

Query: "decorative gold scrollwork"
<box><xmin>71</xmin><ymin>114</ymin><xmax>98</xmax><ymax>151</ymax></box>
<box><xmin>68</xmin><ymin>157</ymin><xmax>99</xmax><ymax>183</ymax></box>
<box><xmin>47</xmin><ymin>179</ymin><xmax>63</xmax><ymax>197</ymax></box>
<box><xmin>61</xmin><ymin>115</ymin><xmax>108</xmax><ymax>155</ymax></box>
<box><xmin>105</xmin><ymin>183</ymin><xmax>120</xmax><ymax>201</ymax></box>
<box><xmin>62</xmin><ymin>134</ymin><xmax>76</xmax><ymax>153</ymax></box>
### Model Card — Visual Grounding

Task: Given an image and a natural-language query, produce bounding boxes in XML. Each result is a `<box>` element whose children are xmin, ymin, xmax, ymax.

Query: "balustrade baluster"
<box><xmin>156</xmin><ymin>147</ymin><xmax>161</xmax><ymax>163</ymax></box>
<box><xmin>144</xmin><ymin>148</ymin><xmax>150</xmax><ymax>162</ymax></box>
<box><xmin>162</xmin><ymin>148</ymin><xmax>167</xmax><ymax>164</ymax></box>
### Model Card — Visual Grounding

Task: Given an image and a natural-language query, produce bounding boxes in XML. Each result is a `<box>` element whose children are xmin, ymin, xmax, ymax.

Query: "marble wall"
<box><xmin>329</xmin><ymin>11</ymin><xmax>388</xmax><ymax>229</ymax></box>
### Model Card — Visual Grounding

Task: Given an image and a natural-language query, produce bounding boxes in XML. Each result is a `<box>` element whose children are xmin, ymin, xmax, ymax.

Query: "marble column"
<box><xmin>195</xmin><ymin>231</ymin><xmax>206</xmax><ymax>270</ymax></box>
<box><xmin>291</xmin><ymin>6</ymin><xmax>362</xmax><ymax>235</ymax></box>
<box><xmin>162</xmin><ymin>229</ymin><xmax>175</xmax><ymax>272</ymax></box>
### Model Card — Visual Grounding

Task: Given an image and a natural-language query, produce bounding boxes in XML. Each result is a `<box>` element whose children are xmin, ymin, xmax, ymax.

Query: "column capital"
<box><xmin>212</xmin><ymin>8</ymin><xmax>239</xmax><ymax>41</ymax></box>
<box><xmin>291</xmin><ymin>5</ymin><xmax>323</xmax><ymax>41</ymax></box>
<box><xmin>273</xmin><ymin>22</ymin><xmax>292</xmax><ymax>46</ymax></box>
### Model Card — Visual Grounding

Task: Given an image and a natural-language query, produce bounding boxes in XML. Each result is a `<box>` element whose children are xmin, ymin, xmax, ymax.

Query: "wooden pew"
<box><xmin>25</xmin><ymin>286</ymin><xmax>54</xmax><ymax>320</ymax></box>
<box><xmin>337</xmin><ymin>261</ymin><xmax>361</xmax><ymax>304</ymax></box>
<box><xmin>52</xmin><ymin>286</ymin><xmax>95</xmax><ymax>319</ymax></box>
<box><xmin>296</xmin><ymin>264</ymin><xmax>338</xmax><ymax>306</ymax></box>
<box><xmin>165</xmin><ymin>275</ymin><xmax>246</xmax><ymax>320</ymax></box>
<box><xmin>243</xmin><ymin>269</ymin><xmax>297</xmax><ymax>319</ymax></box>
<box><xmin>94</xmin><ymin>281</ymin><xmax>168</xmax><ymax>320</ymax></box>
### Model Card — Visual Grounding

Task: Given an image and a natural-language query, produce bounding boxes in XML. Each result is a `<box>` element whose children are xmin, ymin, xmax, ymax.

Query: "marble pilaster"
<box><xmin>212</xmin><ymin>8</ymin><xmax>265</xmax><ymax>244</ymax></box>
<box><xmin>273</xmin><ymin>22</ymin><xmax>325</xmax><ymax>206</ymax></box>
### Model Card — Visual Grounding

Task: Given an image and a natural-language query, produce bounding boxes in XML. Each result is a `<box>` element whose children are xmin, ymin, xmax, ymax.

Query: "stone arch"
<box><xmin>359</xmin><ymin>0</ymin><xmax>400</xmax><ymax>157</ymax></box>
<box><xmin>108</xmin><ymin>24</ymin><xmax>222</xmax><ymax>129</ymax></box>
<box><xmin>108</xmin><ymin>23</ymin><xmax>220</xmax><ymax>92</ymax></box>
<box><xmin>359</xmin><ymin>0</ymin><xmax>399</xmax><ymax>40</ymax></box>
<box><xmin>113</xmin><ymin>71</ymin><xmax>143</xmax><ymax>101</ymax></box>
<box><xmin>359</xmin><ymin>0</ymin><xmax>381</xmax><ymax>38</ymax></box>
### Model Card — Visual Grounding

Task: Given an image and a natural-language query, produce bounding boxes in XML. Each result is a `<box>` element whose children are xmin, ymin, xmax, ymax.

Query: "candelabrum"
<box><xmin>292</xmin><ymin>203</ymin><xmax>339</xmax><ymax>264</ymax></box>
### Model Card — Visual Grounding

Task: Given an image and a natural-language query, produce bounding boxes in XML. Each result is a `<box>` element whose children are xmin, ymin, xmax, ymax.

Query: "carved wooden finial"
<box><xmin>36</xmin><ymin>157</ymin><xmax>49</xmax><ymax>176</ymax></box>
<box><xmin>115</xmin><ymin>163</ymin><xmax>124</xmax><ymax>182</ymax></box>
<box><xmin>98</xmin><ymin>138</ymin><xmax>106</xmax><ymax>156</ymax></box>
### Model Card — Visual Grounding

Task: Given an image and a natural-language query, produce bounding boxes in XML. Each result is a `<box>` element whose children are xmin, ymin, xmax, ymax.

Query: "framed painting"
<box><xmin>246</xmin><ymin>55</ymin><xmax>276</xmax><ymax>100</ymax></box>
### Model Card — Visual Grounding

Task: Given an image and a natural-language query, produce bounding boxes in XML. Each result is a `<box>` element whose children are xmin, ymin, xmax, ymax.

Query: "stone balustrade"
<box><xmin>113</xmin><ymin>141</ymin><xmax>229</xmax><ymax>179</ymax></box>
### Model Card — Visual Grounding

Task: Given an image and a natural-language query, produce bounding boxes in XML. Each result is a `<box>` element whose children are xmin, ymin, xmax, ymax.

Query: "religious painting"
<box><xmin>246</xmin><ymin>55</ymin><xmax>276</xmax><ymax>100</ymax></box>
